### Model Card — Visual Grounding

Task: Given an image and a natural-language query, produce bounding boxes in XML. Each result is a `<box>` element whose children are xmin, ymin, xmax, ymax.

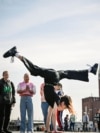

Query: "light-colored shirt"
<box><xmin>70</xmin><ymin>114</ymin><xmax>76</xmax><ymax>123</ymax></box>
<box><xmin>82</xmin><ymin>114</ymin><xmax>89</xmax><ymax>123</ymax></box>
<box><xmin>40</xmin><ymin>83</ymin><xmax>46</xmax><ymax>102</ymax></box>
<box><xmin>17</xmin><ymin>81</ymin><xmax>36</xmax><ymax>96</ymax></box>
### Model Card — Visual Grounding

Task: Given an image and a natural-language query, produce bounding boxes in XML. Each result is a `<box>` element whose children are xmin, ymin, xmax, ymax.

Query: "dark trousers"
<box><xmin>0</xmin><ymin>103</ymin><xmax>12</xmax><ymax>131</ymax></box>
<box><xmin>83</xmin><ymin>122</ymin><xmax>88</xmax><ymax>131</ymax></box>
<box><xmin>64</xmin><ymin>124</ymin><xmax>68</xmax><ymax>131</ymax></box>
<box><xmin>22</xmin><ymin>57</ymin><xmax>89</xmax><ymax>82</ymax></box>
<box><xmin>98</xmin><ymin>121</ymin><xmax>100</xmax><ymax>131</ymax></box>
<box><xmin>70</xmin><ymin>122</ymin><xmax>75</xmax><ymax>131</ymax></box>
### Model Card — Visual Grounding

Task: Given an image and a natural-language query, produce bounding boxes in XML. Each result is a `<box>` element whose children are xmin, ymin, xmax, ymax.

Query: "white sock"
<box><xmin>87</xmin><ymin>64</ymin><xmax>91</xmax><ymax>72</ymax></box>
<box><xmin>15</xmin><ymin>53</ymin><xmax>20</xmax><ymax>57</ymax></box>
<box><xmin>88</xmin><ymin>68</ymin><xmax>91</xmax><ymax>72</ymax></box>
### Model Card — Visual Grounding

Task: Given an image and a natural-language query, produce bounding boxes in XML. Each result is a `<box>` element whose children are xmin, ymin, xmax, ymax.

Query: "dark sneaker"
<box><xmin>90</xmin><ymin>63</ymin><xmax>98</xmax><ymax>75</ymax></box>
<box><xmin>3</xmin><ymin>46</ymin><xmax>17</xmax><ymax>58</ymax></box>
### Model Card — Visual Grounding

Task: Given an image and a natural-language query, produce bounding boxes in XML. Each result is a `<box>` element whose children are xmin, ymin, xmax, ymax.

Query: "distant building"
<box><xmin>82</xmin><ymin>97</ymin><xmax>100</xmax><ymax>121</ymax></box>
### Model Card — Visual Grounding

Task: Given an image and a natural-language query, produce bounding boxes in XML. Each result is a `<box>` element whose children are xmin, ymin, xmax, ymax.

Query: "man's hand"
<box><xmin>26</xmin><ymin>85</ymin><xmax>30</xmax><ymax>90</ymax></box>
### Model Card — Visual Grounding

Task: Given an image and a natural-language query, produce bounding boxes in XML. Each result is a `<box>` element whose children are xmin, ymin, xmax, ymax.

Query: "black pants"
<box><xmin>0</xmin><ymin>103</ymin><xmax>12</xmax><ymax>131</ymax></box>
<box><xmin>22</xmin><ymin>57</ymin><xmax>89</xmax><ymax>82</ymax></box>
<box><xmin>70</xmin><ymin>122</ymin><xmax>75</xmax><ymax>131</ymax></box>
<box><xmin>83</xmin><ymin>122</ymin><xmax>88</xmax><ymax>131</ymax></box>
<box><xmin>98</xmin><ymin>121</ymin><xmax>100</xmax><ymax>131</ymax></box>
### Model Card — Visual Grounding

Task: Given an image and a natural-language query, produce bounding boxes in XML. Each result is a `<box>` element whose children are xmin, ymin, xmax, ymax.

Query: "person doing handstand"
<box><xmin>3</xmin><ymin>46</ymin><xmax>98</xmax><ymax>133</ymax></box>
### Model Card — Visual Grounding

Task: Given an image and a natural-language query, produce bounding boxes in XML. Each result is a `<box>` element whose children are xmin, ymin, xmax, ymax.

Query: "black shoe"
<box><xmin>3</xmin><ymin>130</ymin><xmax>12</xmax><ymax>133</ymax></box>
<box><xmin>3</xmin><ymin>46</ymin><xmax>17</xmax><ymax>58</ymax></box>
<box><xmin>90</xmin><ymin>63</ymin><xmax>98</xmax><ymax>75</ymax></box>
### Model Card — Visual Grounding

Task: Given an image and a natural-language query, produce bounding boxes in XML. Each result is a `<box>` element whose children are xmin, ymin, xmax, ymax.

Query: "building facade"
<box><xmin>82</xmin><ymin>97</ymin><xmax>100</xmax><ymax>121</ymax></box>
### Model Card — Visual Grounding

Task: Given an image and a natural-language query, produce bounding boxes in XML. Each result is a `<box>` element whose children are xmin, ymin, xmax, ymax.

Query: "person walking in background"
<box><xmin>40</xmin><ymin>83</ymin><xmax>49</xmax><ymax>131</ymax></box>
<box><xmin>64</xmin><ymin>114</ymin><xmax>69</xmax><ymax>131</ymax></box>
<box><xmin>0</xmin><ymin>71</ymin><xmax>16</xmax><ymax>133</ymax></box>
<box><xmin>17</xmin><ymin>73</ymin><xmax>36</xmax><ymax>133</ymax></box>
<box><xmin>69</xmin><ymin>114</ymin><xmax>76</xmax><ymax>131</ymax></box>
<box><xmin>82</xmin><ymin>112</ymin><xmax>89</xmax><ymax>132</ymax></box>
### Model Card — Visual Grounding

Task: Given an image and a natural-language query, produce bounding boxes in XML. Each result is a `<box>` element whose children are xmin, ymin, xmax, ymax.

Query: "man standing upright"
<box><xmin>82</xmin><ymin>112</ymin><xmax>89</xmax><ymax>132</ymax></box>
<box><xmin>17</xmin><ymin>73</ymin><xmax>36</xmax><ymax>133</ymax></box>
<box><xmin>0</xmin><ymin>71</ymin><xmax>16</xmax><ymax>133</ymax></box>
<box><xmin>69</xmin><ymin>114</ymin><xmax>76</xmax><ymax>131</ymax></box>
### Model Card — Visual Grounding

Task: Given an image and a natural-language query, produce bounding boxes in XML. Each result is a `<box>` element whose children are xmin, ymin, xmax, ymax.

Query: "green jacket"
<box><xmin>0</xmin><ymin>78</ymin><xmax>16</xmax><ymax>104</ymax></box>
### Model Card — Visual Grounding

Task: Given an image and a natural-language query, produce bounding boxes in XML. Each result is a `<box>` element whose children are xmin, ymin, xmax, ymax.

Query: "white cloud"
<box><xmin>0</xmin><ymin>0</ymin><xmax>100</xmax><ymax>37</ymax></box>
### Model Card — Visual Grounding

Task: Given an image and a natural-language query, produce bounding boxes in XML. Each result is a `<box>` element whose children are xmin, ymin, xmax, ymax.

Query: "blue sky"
<box><xmin>0</xmin><ymin>0</ymin><xmax>100</xmax><ymax>121</ymax></box>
